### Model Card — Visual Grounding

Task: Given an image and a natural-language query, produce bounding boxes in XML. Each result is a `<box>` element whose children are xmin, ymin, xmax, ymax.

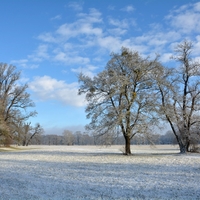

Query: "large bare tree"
<box><xmin>0</xmin><ymin>63</ymin><xmax>37</xmax><ymax>144</ymax></box>
<box><xmin>79</xmin><ymin>48</ymin><xmax>159</xmax><ymax>155</ymax></box>
<box><xmin>154</xmin><ymin>41</ymin><xmax>200</xmax><ymax>153</ymax></box>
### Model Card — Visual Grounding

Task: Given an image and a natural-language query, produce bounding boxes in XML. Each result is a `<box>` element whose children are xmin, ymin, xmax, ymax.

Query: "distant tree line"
<box><xmin>27</xmin><ymin>129</ymin><xmax>178</xmax><ymax>146</ymax></box>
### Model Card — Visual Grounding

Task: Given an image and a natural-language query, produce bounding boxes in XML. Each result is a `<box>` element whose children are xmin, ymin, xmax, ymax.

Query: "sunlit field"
<box><xmin>0</xmin><ymin>145</ymin><xmax>200</xmax><ymax>199</ymax></box>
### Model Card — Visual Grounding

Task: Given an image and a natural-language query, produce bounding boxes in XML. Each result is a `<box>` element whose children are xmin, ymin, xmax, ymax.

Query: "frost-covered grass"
<box><xmin>0</xmin><ymin>145</ymin><xmax>200</xmax><ymax>200</ymax></box>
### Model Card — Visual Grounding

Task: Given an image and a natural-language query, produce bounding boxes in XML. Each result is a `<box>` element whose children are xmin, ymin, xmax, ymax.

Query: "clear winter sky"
<box><xmin>1</xmin><ymin>0</ymin><xmax>200</xmax><ymax>135</ymax></box>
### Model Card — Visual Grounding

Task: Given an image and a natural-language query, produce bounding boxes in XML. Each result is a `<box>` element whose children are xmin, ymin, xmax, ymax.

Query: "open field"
<box><xmin>0</xmin><ymin>145</ymin><xmax>200</xmax><ymax>199</ymax></box>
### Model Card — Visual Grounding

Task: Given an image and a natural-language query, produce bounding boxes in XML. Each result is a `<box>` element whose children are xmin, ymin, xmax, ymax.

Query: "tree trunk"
<box><xmin>177</xmin><ymin>134</ymin><xmax>190</xmax><ymax>153</ymax></box>
<box><xmin>170</xmin><ymin>125</ymin><xmax>188</xmax><ymax>154</ymax></box>
<box><xmin>186</xmin><ymin>141</ymin><xmax>190</xmax><ymax>152</ymax></box>
<box><xmin>179</xmin><ymin>143</ymin><xmax>187</xmax><ymax>154</ymax></box>
<box><xmin>124</xmin><ymin>135</ymin><xmax>131</xmax><ymax>155</ymax></box>
<box><xmin>22</xmin><ymin>140</ymin><xmax>26</xmax><ymax>146</ymax></box>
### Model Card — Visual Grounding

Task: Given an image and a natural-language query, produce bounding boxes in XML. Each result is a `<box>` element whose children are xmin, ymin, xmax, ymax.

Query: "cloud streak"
<box><xmin>68</xmin><ymin>2</ymin><xmax>83</xmax><ymax>11</ymax></box>
<box><xmin>166</xmin><ymin>2</ymin><xmax>200</xmax><ymax>34</ymax></box>
<box><xmin>121</xmin><ymin>5</ymin><xmax>135</xmax><ymax>12</ymax></box>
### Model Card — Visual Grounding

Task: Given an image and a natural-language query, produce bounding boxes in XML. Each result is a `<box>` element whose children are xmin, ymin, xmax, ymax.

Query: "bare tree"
<box><xmin>79</xmin><ymin>47</ymin><xmax>160</xmax><ymax>155</ymax></box>
<box><xmin>154</xmin><ymin>41</ymin><xmax>200</xmax><ymax>153</ymax></box>
<box><xmin>74</xmin><ymin>131</ymin><xmax>82</xmax><ymax>145</ymax></box>
<box><xmin>0</xmin><ymin>63</ymin><xmax>37</xmax><ymax>144</ymax></box>
<box><xmin>13</xmin><ymin>121</ymin><xmax>43</xmax><ymax>146</ymax></box>
<box><xmin>63</xmin><ymin>130</ymin><xmax>74</xmax><ymax>145</ymax></box>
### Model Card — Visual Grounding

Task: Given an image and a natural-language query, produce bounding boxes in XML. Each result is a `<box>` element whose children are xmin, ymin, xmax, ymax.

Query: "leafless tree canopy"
<box><xmin>79</xmin><ymin>47</ymin><xmax>161</xmax><ymax>155</ymax></box>
<box><xmin>154</xmin><ymin>41</ymin><xmax>200</xmax><ymax>153</ymax></box>
<box><xmin>0</xmin><ymin>63</ymin><xmax>38</xmax><ymax>145</ymax></box>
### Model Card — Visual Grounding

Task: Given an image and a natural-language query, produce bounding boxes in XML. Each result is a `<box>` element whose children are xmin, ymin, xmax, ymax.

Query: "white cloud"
<box><xmin>32</xmin><ymin>8</ymin><xmax>142</xmax><ymax>67</ymax></box>
<box><xmin>11</xmin><ymin>59</ymin><xmax>39</xmax><ymax>69</ymax></box>
<box><xmin>11</xmin><ymin>59</ymin><xmax>28</xmax><ymax>67</ymax></box>
<box><xmin>107</xmin><ymin>5</ymin><xmax>115</xmax><ymax>10</ymax></box>
<box><xmin>194</xmin><ymin>2</ymin><xmax>200</xmax><ymax>11</ymax></box>
<box><xmin>107</xmin><ymin>17</ymin><xmax>136</xmax><ymax>36</ymax></box>
<box><xmin>131</xmin><ymin>28</ymin><xmax>181</xmax><ymax>55</ymax></box>
<box><xmin>56</xmin><ymin>22</ymin><xmax>102</xmax><ymax>38</ymax></box>
<box><xmin>38</xmin><ymin>8</ymin><xmax>103</xmax><ymax>44</ymax></box>
<box><xmin>108</xmin><ymin>18</ymin><xmax>129</xmax><ymax>28</ymax></box>
<box><xmin>107</xmin><ymin>28</ymin><xmax>127</xmax><ymax>36</ymax></box>
<box><xmin>56</xmin><ymin>9</ymin><xmax>103</xmax><ymax>40</ymax></box>
<box><xmin>68</xmin><ymin>2</ymin><xmax>83</xmax><ymax>11</ymax></box>
<box><xmin>51</xmin><ymin>15</ymin><xmax>62</xmax><ymax>20</ymax></box>
<box><xmin>166</xmin><ymin>3</ymin><xmax>200</xmax><ymax>34</ymax></box>
<box><xmin>38</xmin><ymin>32</ymin><xmax>57</xmax><ymax>43</ymax></box>
<box><xmin>159</xmin><ymin>53</ymin><xmax>173</xmax><ymax>63</ymax></box>
<box><xmin>71</xmin><ymin>65</ymin><xmax>98</xmax><ymax>78</ymax></box>
<box><xmin>28</xmin><ymin>44</ymin><xmax>49</xmax><ymax>62</ymax></box>
<box><xmin>53</xmin><ymin>50</ymin><xmax>90</xmax><ymax>65</ymax></box>
<box><xmin>97</xmin><ymin>36</ymin><xmax>122</xmax><ymax>52</ymax></box>
<box><xmin>77</xmin><ymin>8</ymin><xmax>102</xmax><ymax>23</ymax></box>
<box><xmin>135</xmin><ymin>27</ymin><xmax>180</xmax><ymax>45</ymax></box>
<box><xmin>34</xmin><ymin>9</ymin><xmax>105</xmax><ymax>66</ymax></box>
<box><xmin>29</xmin><ymin>76</ymin><xmax>86</xmax><ymax>107</ymax></box>
<box><xmin>121</xmin><ymin>5</ymin><xmax>134</xmax><ymax>12</ymax></box>
<box><xmin>193</xmin><ymin>35</ymin><xmax>200</xmax><ymax>56</ymax></box>
<box><xmin>28</xmin><ymin>64</ymin><xmax>39</xmax><ymax>69</ymax></box>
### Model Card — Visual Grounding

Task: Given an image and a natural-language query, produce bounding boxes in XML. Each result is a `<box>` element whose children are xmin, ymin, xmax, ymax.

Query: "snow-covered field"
<box><xmin>0</xmin><ymin>145</ymin><xmax>200</xmax><ymax>200</ymax></box>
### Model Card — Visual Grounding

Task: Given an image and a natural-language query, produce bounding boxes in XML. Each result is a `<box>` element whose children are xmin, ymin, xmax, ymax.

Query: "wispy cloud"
<box><xmin>121</xmin><ymin>5</ymin><xmax>135</xmax><ymax>12</ymax></box>
<box><xmin>51</xmin><ymin>15</ymin><xmax>62</xmax><ymax>20</ymax></box>
<box><xmin>37</xmin><ymin>32</ymin><xmax>57</xmax><ymax>43</ymax></box>
<box><xmin>108</xmin><ymin>18</ymin><xmax>129</xmax><ymax>28</ymax></box>
<box><xmin>107</xmin><ymin>17</ymin><xmax>136</xmax><ymax>36</ymax></box>
<box><xmin>107</xmin><ymin>28</ymin><xmax>127</xmax><ymax>36</ymax></box>
<box><xmin>107</xmin><ymin>5</ymin><xmax>115</xmax><ymax>10</ymax></box>
<box><xmin>166</xmin><ymin>2</ymin><xmax>200</xmax><ymax>34</ymax></box>
<box><xmin>159</xmin><ymin>53</ymin><xmax>173</xmax><ymax>63</ymax></box>
<box><xmin>38</xmin><ymin>8</ymin><xmax>103</xmax><ymax>45</ymax></box>
<box><xmin>28</xmin><ymin>44</ymin><xmax>49</xmax><ymax>62</ymax></box>
<box><xmin>192</xmin><ymin>35</ymin><xmax>200</xmax><ymax>56</ymax></box>
<box><xmin>71</xmin><ymin>65</ymin><xmax>98</xmax><ymax>78</ymax></box>
<box><xmin>53</xmin><ymin>50</ymin><xmax>90</xmax><ymax>65</ymax></box>
<box><xmin>11</xmin><ymin>59</ymin><xmax>38</xmax><ymax>69</ymax></box>
<box><xmin>68</xmin><ymin>2</ymin><xmax>83</xmax><ymax>11</ymax></box>
<box><xmin>29</xmin><ymin>76</ymin><xmax>86</xmax><ymax>107</ymax></box>
<box><xmin>11</xmin><ymin>59</ymin><xmax>28</xmax><ymax>67</ymax></box>
<box><xmin>56</xmin><ymin>21</ymin><xmax>103</xmax><ymax>38</ymax></box>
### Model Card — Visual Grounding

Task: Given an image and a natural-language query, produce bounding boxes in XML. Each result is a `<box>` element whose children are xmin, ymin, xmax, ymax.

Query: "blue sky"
<box><xmin>1</xmin><ymin>0</ymin><xmax>200</xmax><ymax>135</ymax></box>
